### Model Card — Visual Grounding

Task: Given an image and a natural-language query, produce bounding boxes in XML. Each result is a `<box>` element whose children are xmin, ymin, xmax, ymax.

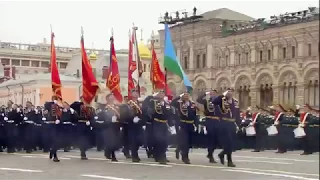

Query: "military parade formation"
<box><xmin>1</xmin><ymin>88</ymin><xmax>319</xmax><ymax>168</ymax></box>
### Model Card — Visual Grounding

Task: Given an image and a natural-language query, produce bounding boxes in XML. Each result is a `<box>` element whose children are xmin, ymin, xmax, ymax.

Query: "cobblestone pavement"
<box><xmin>0</xmin><ymin>149</ymin><xmax>319</xmax><ymax>180</ymax></box>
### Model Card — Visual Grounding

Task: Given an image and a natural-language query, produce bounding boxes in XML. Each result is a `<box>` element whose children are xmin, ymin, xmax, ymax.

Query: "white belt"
<box><xmin>95</xmin><ymin>121</ymin><xmax>104</xmax><ymax>124</ymax></box>
<box><xmin>25</xmin><ymin>121</ymin><xmax>34</xmax><ymax>124</ymax></box>
<box><xmin>63</xmin><ymin>122</ymin><xmax>72</xmax><ymax>124</ymax></box>
<box><xmin>6</xmin><ymin>120</ymin><xmax>14</xmax><ymax>123</ymax></box>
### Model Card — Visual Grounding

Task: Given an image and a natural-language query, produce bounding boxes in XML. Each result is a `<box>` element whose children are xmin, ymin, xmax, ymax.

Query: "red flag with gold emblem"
<box><xmin>50</xmin><ymin>32</ymin><xmax>62</xmax><ymax>101</ymax></box>
<box><xmin>80</xmin><ymin>34</ymin><xmax>99</xmax><ymax>104</ymax></box>
<box><xmin>107</xmin><ymin>36</ymin><xmax>123</xmax><ymax>103</ymax></box>
<box><xmin>150</xmin><ymin>39</ymin><xmax>172</xmax><ymax>97</ymax></box>
<box><xmin>127</xmin><ymin>30</ymin><xmax>135</xmax><ymax>99</ymax></box>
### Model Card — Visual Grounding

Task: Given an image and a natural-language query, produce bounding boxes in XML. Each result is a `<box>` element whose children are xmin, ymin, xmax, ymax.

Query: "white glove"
<box><xmin>35</xmin><ymin>109</ymin><xmax>38</xmax><ymax>114</ymax></box>
<box><xmin>193</xmin><ymin>124</ymin><xmax>197</xmax><ymax>132</ymax></box>
<box><xmin>54</xmin><ymin>100</ymin><xmax>58</xmax><ymax>104</ymax></box>
<box><xmin>274</xmin><ymin>121</ymin><xmax>279</xmax><ymax>125</ymax></box>
<box><xmin>94</xmin><ymin>116</ymin><xmax>98</xmax><ymax>120</ymax></box>
<box><xmin>133</xmin><ymin>116</ymin><xmax>140</xmax><ymax>123</ymax></box>
<box><xmin>86</xmin><ymin>121</ymin><xmax>90</xmax><ymax>126</ymax></box>
<box><xmin>4</xmin><ymin>117</ymin><xmax>8</xmax><ymax>121</ymax></box>
<box><xmin>170</xmin><ymin>126</ymin><xmax>176</xmax><ymax>135</ymax></box>
<box><xmin>164</xmin><ymin>96</ymin><xmax>168</xmax><ymax>102</ymax></box>
<box><xmin>17</xmin><ymin>108</ymin><xmax>20</xmax><ymax>112</ymax></box>
<box><xmin>1</xmin><ymin>113</ymin><xmax>4</xmax><ymax>116</ymax></box>
<box><xmin>203</xmin><ymin>127</ymin><xmax>208</xmax><ymax>135</ymax></box>
<box><xmin>120</xmin><ymin>127</ymin><xmax>123</xmax><ymax>131</ymax></box>
<box><xmin>152</xmin><ymin>92</ymin><xmax>159</xmax><ymax>97</ymax></box>
<box><xmin>112</xmin><ymin>116</ymin><xmax>117</xmax><ymax>123</ymax></box>
<box><xmin>23</xmin><ymin>117</ymin><xmax>28</xmax><ymax>120</ymax></box>
<box><xmin>70</xmin><ymin>108</ymin><xmax>75</xmax><ymax>114</ymax></box>
<box><xmin>55</xmin><ymin>120</ymin><xmax>60</xmax><ymax>124</ymax></box>
<box><xmin>249</xmin><ymin>122</ymin><xmax>253</xmax><ymax>126</ymax></box>
<box><xmin>142</xmin><ymin>126</ymin><xmax>146</xmax><ymax>130</ymax></box>
<box><xmin>179</xmin><ymin>93</ymin><xmax>184</xmax><ymax>98</ymax></box>
<box><xmin>42</xmin><ymin>117</ymin><xmax>46</xmax><ymax>121</ymax></box>
<box><xmin>299</xmin><ymin>123</ymin><xmax>305</xmax><ymax>128</ymax></box>
<box><xmin>205</xmin><ymin>92</ymin><xmax>210</xmax><ymax>95</ymax></box>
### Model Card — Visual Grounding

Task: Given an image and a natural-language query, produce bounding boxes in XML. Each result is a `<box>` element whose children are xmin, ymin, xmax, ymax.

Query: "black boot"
<box><xmin>227</xmin><ymin>153</ymin><xmax>236</xmax><ymax>167</ymax></box>
<box><xmin>175</xmin><ymin>149</ymin><xmax>180</xmax><ymax>160</ymax></box>
<box><xmin>218</xmin><ymin>152</ymin><xmax>225</xmax><ymax>165</ymax></box>
<box><xmin>81</xmin><ymin>151</ymin><xmax>88</xmax><ymax>160</ymax></box>
<box><xmin>207</xmin><ymin>154</ymin><xmax>217</xmax><ymax>163</ymax></box>
<box><xmin>111</xmin><ymin>151</ymin><xmax>118</xmax><ymax>162</ymax></box>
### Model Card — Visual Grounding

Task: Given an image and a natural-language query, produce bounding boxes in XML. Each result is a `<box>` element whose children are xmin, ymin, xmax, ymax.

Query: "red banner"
<box><xmin>50</xmin><ymin>32</ymin><xmax>62</xmax><ymax>101</ymax></box>
<box><xmin>128</xmin><ymin>31</ymin><xmax>135</xmax><ymax>99</ymax></box>
<box><xmin>81</xmin><ymin>36</ymin><xmax>99</xmax><ymax>104</ymax></box>
<box><xmin>150</xmin><ymin>42</ymin><xmax>172</xmax><ymax>97</ymax></box>
<box><xmin>107</xmin><ymin>36</ymin><xmax>123</xmax><ymax>103</ymax></box>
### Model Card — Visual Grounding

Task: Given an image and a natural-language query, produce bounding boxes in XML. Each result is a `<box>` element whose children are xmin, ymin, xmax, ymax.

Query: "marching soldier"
<box><xmin>22</xmin><ymin>101</ymin><xmax>37</xmax><ymax>153</ymax></box>
<box><xmin>121</xmin><ymin>95</ymin><xmax>131</xmax><ymax>159</ymax></box>
<box><xmin>0</xmin><ymin>105</ymin><xmax>6</xmax><ymax>152</ymax></box>
<box><xmin>148</xmin><ymin>90</ymin><xmax>173</xmax><ymax>164</ymax></box>
<box><xmin>60</xmin><ymin>101</ymin><xmax>76</xmax><ymax>152</ymax></box>
<box><xmin>272</xmin><ymin>104</ymin><xmax>287</xmax><ymax>154</ymax></box>
<box><xmin>104</xmin><ymin>93</ymin><xmax>122</xmax><ymax>161</ymax></box>
<box><xmin>33</xmin><ymin>106</ymin><xmax>43</xmax><ymax>151</ymax></box>
<box><xmin>43</xmin><ymin>96</ymin><xmax>62</xmax><ymax>162</ymax></box>
<box><xmin>252</xmin><ymin>107</ymin><xmax>268</xmax><ymax>152</ymax></box>
<box><xmin>196</xmin><ymin>89</ymin><xmax>219</xmax><ymax>163</ymax></box>
<box><xmin>93</xmin><ymin>104</ymin><xmax>106</xmax><ymax>152</ymax></box>
<box><xmin>71</xmin><ymin>96</ymin><xmax>95</xmax><ymax>160</ymax></box>
<box><xmin>212</xmin><ymin>90</ymin><xmax>238</xmax><ymax>167</ymax></box>
<box><xmin>127</xmin><ymin>90</ymin><xmax>144</xmax><ymax>162</ymax></box>
<box><xmin>171</xmin><ymin>90</ymin><xmax>198</xmax><ymax>164</ymax></box>
<box><xmin>3</xmin><ymin>101</ymin><xmax>21</xmax><ymax>153</ymax></box>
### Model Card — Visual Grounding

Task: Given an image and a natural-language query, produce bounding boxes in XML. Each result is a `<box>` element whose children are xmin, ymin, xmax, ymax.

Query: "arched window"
<box><xmin>196</xmin><ymin>55</ymin><xmax>200</xmax><ymax>68</ymax></box>
<box><xmin>202</xmin><ymin>54</ymin><xmax>206</xmax><ymax>68</ymax></box>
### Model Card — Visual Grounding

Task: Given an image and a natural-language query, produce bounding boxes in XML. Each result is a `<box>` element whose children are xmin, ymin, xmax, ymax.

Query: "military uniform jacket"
<box><xmin>171</xmin><ymin>97</ymin><xmax>198</xmax><ymax>127</ymax></box>
<box><xmin>196</xmin><ymin>93</ymin><xmax>217</xmax><ymax>117</ymax></box>
<box><xmin>23</xmin><ymin>109</ymin><xmax>38</xmax><ymax>125</ymax></box>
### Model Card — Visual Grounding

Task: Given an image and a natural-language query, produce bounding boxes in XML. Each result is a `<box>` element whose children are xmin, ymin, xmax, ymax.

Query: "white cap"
<box><xmin>296</xmin><ymin>105</ymin><xmax>300</xmax><ymax>109</ymax></box>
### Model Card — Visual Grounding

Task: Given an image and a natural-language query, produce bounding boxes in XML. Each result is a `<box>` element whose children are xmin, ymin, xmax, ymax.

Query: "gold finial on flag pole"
<box><xmin>111</xmin><ymin>28</ymin><xmax>114</xmax><ymax>37</ymax></box>
<box><xmin>151</xmin><ymin>31</ymin><xmax>155</xmax><ymax>46</ymax></box>
<box><xmin>140</xmin><ymin>29</ymin><xmax>143</xmax><ymax>41</ymax></box>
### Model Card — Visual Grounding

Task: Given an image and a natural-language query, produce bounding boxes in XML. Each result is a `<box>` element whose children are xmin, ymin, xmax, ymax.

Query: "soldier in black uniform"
<box><xmin>94</xmin><ymin>104</ymin><xmax>106</xmax><ymax>152</ymax></box>
<box><xmin>196</xmin><ymin>89</ymin><xmax>219</xmax><ymax>163</ymax></box>
<box><xmin>127</xmin><ymin>90</ymin><xmax>144</xmax><ymax>162</ymax></box>
<box><xmin>212</xmin><ymin>90</ymin><xmax>238</xmax><ymax>167</ymax></box>
<box><xmin>33</xmin><ymin>106</ymin><xmax>43</xmax><ymax>151</ymax></box>
<box><xmin>71</xmin><ymin>96</ymin><xmax>95</xmax><ymax>160</ymax></box>
<box><xmin>43</xmin><ymin>96</ymin><xmax>61</xmax><ymax>162</ymax></box>
<box><xmin>0</xmin><ymin>105</ymin><xmax>6</xmax><ymax>152</ymax></box>
<box><xmin>121</xmin><ymin>95</ymin><xmax>131</xmax><ymax>158</ymax></box>
<box><xmin>142</xmin><ymin>93</ymin><xmax>156</xmax><ymax>158</ymax></box>
<box><xmin>60</xmin><ymin>101</ymin><xmax>76</xmax><ymax>152</ymax></box>
<box><xmin>149</xmin><ymin>90</ymin><xmax>173</xmax><ymax>164</ymax></box>
<box><xmin>104</xmin><ymin>94</ymin><xmax>122</xmax><ymax>161</ymax></box>
<box><xmin>22</xmin><ymin>101</ymin><xmax>38</xmax><ymax>153</ymax></box>
<box><xmin>171</xmin><ymin>91</ymin><xmax>198</xmax><ymax>164</ymax></box>
<box><xmin>4</xmin><ymin>101</ymin><xmax>21</xmax><ymax>153</ymax></box>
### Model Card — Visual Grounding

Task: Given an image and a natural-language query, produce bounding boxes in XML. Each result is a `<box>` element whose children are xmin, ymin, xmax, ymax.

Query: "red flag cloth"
<box><xmin>150</xmin><ymin>44</ymin><xmax>172</xmax><ymax>97</ymax></box>
<box><xmin>81</xmin><ymin>36</ymin><xmax>99</xmax><ymax>104</ymax></box>
<box><xmin>50</xmin><ymin>32</ymin><xmax>63</xmax><ymax>101</ymax></box>
<box><xmin>128</xmin><ymin>32</ymin><xmax>136</xmax><ymax>99</ymax></box>
<box><xmin>107</xmin><ymin>36</ymin><xmax>123</xmax><ymax>103</ymax></box>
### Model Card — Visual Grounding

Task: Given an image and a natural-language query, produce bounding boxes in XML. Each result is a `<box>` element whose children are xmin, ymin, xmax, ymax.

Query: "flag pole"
<box><xmin>164</xmin><ymin>24</ymin><xmax>168</xmax><ymax>96</ymax></box>
<box><xmin>151</xmin><ymin>31</ymin><xmax>155</xmax><ymax>92</ymax></box>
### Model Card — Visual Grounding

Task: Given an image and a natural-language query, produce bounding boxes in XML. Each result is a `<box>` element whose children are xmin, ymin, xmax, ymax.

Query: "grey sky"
<box><xmin>0</xmin><ymin>0</ymin><xmax>318</xmax><ymax>50</ymax></box>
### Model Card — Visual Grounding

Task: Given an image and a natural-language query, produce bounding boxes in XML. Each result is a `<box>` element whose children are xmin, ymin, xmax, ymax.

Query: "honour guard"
<box><xmin>104</xmin><ymin>94</ymin><xmax>122</xmax><ymax>161</ymax></box>
<box><xmin>212</xmin><ymin>90</ymin><xmax>239</xmax><ymax>167</ymax></box>
<box><xmin>251</xmin><ymin>107</ymin><xmax>268</xmax><ymax>152</ymax></box>
<box><xmin>300</xmin><ymin>104</ymin><xmax>317</xmax><ymax>155</ymax></box>
<box><xmin>43</xmin><ymin>96</ymin><xmax>62</xmax><ymax>162</ymax></box>
<box><xmin>60</xmin><ymin>101</ymin><xmax>75</xmax><ymax>152</ymax></box>
<box><xmin>22</xmin><ymin>101</ymin><xmax>37</xmax><ymax>153</ymax></box>
<box><xmin>142</xmin><ymin>94</ymin><xmax>156</xmax><ymax>158</ymax></box>
<box><xmin>3</xmin><ymin>101</ymin><xmax>20</xmax><ymax>153</ymax></box>
<box><xmin>71</xmin><ymin>96</ymin><xmax>95</xmax><ymax>160</ymax></box>
<box><xmin>0</xmin><ymin>105</ymin><xmax>6</xmax><ymax>152</ymax></box>
<box><xmin>172</xmin><ymin>90</ymin><xmax>198</xmax><ymax>164</ymax></box>
<box><xmin>93</xmin><ymin>103</ymin><xmax>107</xmax><ymax>152</ymax></box>
<box><xmin>196</xmin><ymin>89</ymin><xmax>219</xmax><ymax>163</ymax></box>
<box><xmin>271</xmin><ymin>104</ymin><xmax>287</xmax><ymax>153</ymax></box>
<box><xmin>149</xmin><ymin>90</ymin><xmax>173</xmax><ymax>164</ymax></box>
<box><xmin>127</xmin><ymin>90</ymin><xmax>144</xmax><ymax>162</ymax></box>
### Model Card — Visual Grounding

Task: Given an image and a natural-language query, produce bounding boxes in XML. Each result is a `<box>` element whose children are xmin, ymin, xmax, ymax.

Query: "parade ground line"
<box><xmin>222</xmin><ymin>169</ymin><xmax>318</xmax><ymax>180</ymax></box>
<box><xmin>0</xmin><ymin>167</ymin><xmax>43</xmax><ymax>173</ymax></box>
<box><xmin>81</xmin><ymin>174</ymin><xmax>134</xmax><ymax>180</ymax></box>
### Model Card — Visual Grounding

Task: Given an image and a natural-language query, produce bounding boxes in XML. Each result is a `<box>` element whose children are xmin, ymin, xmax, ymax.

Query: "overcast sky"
<box><xmin>0</xmin><ymin>0</ymin><xmax>318</xmax><ymax>50</ymax></box>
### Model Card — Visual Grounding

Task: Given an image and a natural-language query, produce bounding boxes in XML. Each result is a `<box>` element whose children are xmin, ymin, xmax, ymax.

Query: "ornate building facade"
<box><xmin>158</xmin><ymin>8</ymin><xmax>319</xmax><ymax>110</ymax></box>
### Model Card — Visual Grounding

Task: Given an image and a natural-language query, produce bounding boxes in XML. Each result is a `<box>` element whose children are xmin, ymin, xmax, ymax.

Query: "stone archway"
<box><xmin>217</xmin><ymin>78</ymin><xmax>231</xmax><ymax>94</ymax></box>
<box><xmin>194</xmin><ymin>79</ymin><xmax>207</xmax><ymax>97</ymax></box>
<box><xmin>304</xmin><ymin>70</ymin><xmax>319</xmax><ymax>107</ymax></box>
<box><xmin>256</xmin><ymin>73</ymin><xmax>273</xmax><ymax>108</ymax></box>
<box><xmin>235</xmin><ymin>75</ymin><xmax>251</xmax><ymax>110</ymax></box>
<box><xmin>278</xmin><ymin>71</ymin><xmax>298</xmax><ymax>106</ymax></box>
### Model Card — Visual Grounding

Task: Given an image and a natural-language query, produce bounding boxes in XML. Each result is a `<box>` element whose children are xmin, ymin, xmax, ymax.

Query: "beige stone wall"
<box><xmin>160</xmin><ymin>20</ymin><xmax>319</xmax><ymax>109</ymax></box>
